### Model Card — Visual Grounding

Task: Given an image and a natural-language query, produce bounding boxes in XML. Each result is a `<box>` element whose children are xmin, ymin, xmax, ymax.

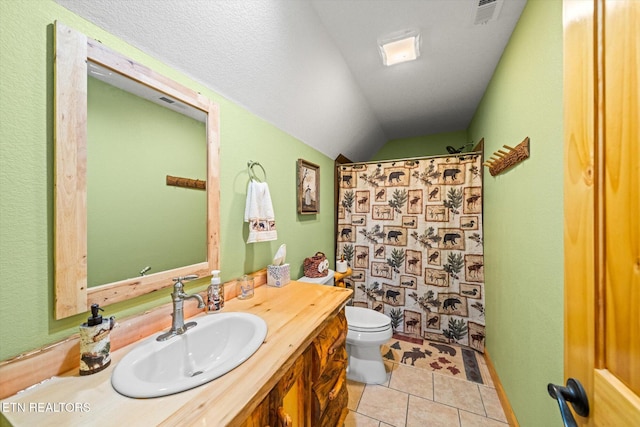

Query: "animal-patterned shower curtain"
<box><xmin>337</xmin><ymin>153</ymin><xmax>485</xmax><ymax>352</ymax></box>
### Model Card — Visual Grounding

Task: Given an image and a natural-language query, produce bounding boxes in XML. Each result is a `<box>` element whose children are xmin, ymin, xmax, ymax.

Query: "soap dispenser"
<box><xmin>207</xmin><ymin>270</ymin><xmax>224</xmax><ymax>313</ymax></box>
<box><xmin>79</xmin><ymin>304</ymin><xmax>115</xmax><ymax>376</ymax></box>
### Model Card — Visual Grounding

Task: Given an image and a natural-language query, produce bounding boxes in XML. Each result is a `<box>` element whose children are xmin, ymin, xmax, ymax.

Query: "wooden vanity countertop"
<box><xmin>0</xmin><ymin>282</ymin><xmax>352</xmax><ymax>427</ymax></box>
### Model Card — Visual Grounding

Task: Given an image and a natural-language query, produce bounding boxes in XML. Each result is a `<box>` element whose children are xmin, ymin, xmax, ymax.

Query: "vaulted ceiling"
<box><xmin>55</xmin><ymin>0</ymin><xmax>527</xmax><ymax>161</ymax></box>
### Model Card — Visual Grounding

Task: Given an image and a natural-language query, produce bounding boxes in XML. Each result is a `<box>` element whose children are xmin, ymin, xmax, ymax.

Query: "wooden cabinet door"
<box><xmin>241</xmin><ymin>398</ymin><xmax>271</xmax><ymax>427</ymax></box>
<box><xmin>270</xmin><ymin>349</ymin><xmax>312</xmax><ymax>427</ymax></box>
<box><xmin>564</xmin><ymin>0</ymin><xmax>640</xmax><ymax>424</ymax></box>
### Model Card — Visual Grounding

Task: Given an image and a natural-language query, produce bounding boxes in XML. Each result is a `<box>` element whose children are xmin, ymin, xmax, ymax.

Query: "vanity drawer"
<box><xmin>311</xmin><ymin>309</ymin><xmax>347</xmax><ymax>380</ymax></box>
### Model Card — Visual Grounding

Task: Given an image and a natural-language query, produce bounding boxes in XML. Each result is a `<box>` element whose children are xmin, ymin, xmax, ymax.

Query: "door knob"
<box><xmin>547</xmin><ymin>378</ymin><xmax>589</xmax><ymax>427</ymax></box>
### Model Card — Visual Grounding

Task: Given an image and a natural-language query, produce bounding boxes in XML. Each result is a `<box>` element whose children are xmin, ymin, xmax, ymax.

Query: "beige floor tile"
<box><xmin>406</xmin><ymin>395</ymin><xmax>461</xmax><ymax>427</ymax></box>
<box><xmin>357</xmin><ymin>384</ymin><xmax>408</xmax><ymax>427</ymax></box>
<box><xmin>433</xmin><ymin>374</ymin><xmax>485</xmax><ymax>416</ymax></box>
<box><xmin>389</xmin><ymin>363</ymin><xmax>434</xmax><ymax>400</ymax></box>
<box><xmin>478</xmin><ymin>386</ymin><xmax>507</xmax><ymax>422</ymax></box>
<box><xmin>344</xmin><ymin>410</ymin><xmax>381</xmax><ymax>427</ymax></box>
<box><xmin>348</xmin><ymin>380</ymin><xmax>366</xmax><ymax>411</ymax></box>
<box><xmin>459</xmin><ymin>410</ymin><xmax>509</xmax><ymax>427</ymax></box>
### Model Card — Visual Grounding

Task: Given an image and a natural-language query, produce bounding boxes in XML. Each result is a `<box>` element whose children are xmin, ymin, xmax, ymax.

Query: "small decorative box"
<box><xmin>267</xmin><ymin>264</ymin><xmax>291</xmax><ymax>287</ymax></box>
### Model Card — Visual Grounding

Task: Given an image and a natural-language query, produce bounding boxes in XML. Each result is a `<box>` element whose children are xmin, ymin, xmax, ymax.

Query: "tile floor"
<box><xmin>345</xmin><ymin>357</ymin><xmax>509</xmax><ymax>427</ymax></box>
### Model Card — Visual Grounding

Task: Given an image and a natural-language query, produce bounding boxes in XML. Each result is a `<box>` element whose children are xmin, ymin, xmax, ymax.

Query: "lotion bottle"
<box><xmin>207</xmin><ymin>270</ymin><xmax>224</xmax><ymax>313</ymax></box>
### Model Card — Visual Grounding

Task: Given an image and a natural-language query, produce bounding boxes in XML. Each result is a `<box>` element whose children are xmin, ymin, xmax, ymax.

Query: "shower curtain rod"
<box><xmin>338</xmin><ymin>150</ymin><xmax>482</xmax><ymax>168</ymax></box>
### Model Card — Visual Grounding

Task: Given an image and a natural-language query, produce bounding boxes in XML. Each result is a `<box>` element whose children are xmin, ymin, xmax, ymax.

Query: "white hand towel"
<box><xmin>244</xmin><ymin>181</ymin><xmax>277</xmax><ymax>243</ymax></box>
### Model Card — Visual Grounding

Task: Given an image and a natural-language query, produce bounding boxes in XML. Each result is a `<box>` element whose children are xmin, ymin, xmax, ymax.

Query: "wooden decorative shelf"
<box><xmin>483</xmin><ymin>137</ymin><xmax>530</xmax><ymax>176</ymax></box>
<box><xmin>166</xmin><ymin>175</ymin><xmax>206</xmax><ymax>190</ymax></box>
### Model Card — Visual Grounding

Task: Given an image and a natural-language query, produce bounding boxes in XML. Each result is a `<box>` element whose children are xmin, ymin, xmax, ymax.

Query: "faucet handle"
<box><xmin>173</xmin><ymin>275</ymin><xmax>199</xmax><ymax>283</ymax></box>
<box><xmin>172</xmin><ymin>275</ymin><xmax>199</xmax><ymax>291</ymax></box>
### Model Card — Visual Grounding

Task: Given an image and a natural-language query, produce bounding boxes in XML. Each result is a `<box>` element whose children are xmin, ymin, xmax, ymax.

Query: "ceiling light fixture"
<box><xmin>378</xmin><ymin>29</ymin><xmax>421</xmax><ymax>67</ymax></box>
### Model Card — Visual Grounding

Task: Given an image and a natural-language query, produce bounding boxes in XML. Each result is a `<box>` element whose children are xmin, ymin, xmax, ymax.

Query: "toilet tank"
<box><xmin>297</xmin><ymin>269</ymin><xmax>335</xmax><ymax>286</ymax></box>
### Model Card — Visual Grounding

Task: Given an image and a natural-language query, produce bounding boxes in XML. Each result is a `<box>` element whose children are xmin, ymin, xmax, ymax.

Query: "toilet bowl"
<box><xmin>344</xmin><ymin>306</ymin><xmax>392</xmax><ymax>384</ymax></box>
<box><xmin>296</xmin><ymin>273</ymin><xmax>392</xmax><ymax>384</ymax></box>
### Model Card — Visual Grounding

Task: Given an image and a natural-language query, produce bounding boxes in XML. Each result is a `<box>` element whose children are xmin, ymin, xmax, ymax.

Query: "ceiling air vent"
<box><xmin>473</xmin><ymin>0</ymin><xmax>504</xmax><ymax>25</ymax></box>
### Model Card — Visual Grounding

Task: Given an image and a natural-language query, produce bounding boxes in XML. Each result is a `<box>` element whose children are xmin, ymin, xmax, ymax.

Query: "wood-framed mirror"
<box><xmin>54</xmin><ymin>22</ymin><xmax>220</xmax><ymax>319</ymax></box>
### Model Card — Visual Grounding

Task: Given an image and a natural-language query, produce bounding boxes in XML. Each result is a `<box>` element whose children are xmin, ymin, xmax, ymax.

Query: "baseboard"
<box><xmin>483</xmin><ymin>349</ymin><xmax>519</xmax><ymax>427</ymax></box>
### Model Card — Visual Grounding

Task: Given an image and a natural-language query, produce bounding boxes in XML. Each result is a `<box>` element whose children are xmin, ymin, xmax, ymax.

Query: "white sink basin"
<box><xmin>111</xmin><ymin>312</ymin><xmax>267</xmax><ymax>398</ymax></box>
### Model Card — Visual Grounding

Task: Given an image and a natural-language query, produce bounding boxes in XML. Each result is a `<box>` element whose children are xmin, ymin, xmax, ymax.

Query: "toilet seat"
<box><xmin>345</xmin><ymin>306</ymin><xmax>391</xmax><ymax>333</ymax></box>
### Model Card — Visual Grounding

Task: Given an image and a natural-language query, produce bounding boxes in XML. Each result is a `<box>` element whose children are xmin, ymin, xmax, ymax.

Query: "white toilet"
<box><xmin>344</xmin><ymin>306</ymin><xmax>392</xmax><ymax>384</ymax></box>
<box><xmin>297</xmin><ymin>272</ymin><xmax>392</xmax><ymax>385</ymax></box>
<box><xmin>297</xmin><ymin>269</ymin><xmax>335</xmax><ymax>286</ymax></box>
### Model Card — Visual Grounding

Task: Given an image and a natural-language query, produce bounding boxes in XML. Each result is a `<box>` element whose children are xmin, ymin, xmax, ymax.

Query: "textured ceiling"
<box><xmin>54</xmin><ymin>0</ymin><xmax>526</xmax><ymax>161</ymax></box>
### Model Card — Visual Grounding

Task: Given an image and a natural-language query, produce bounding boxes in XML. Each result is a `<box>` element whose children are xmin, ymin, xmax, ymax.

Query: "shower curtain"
<box><xmin>337</xmin><ymin>153</ymin><xmax>485</xmax><ymax>352</ymax></box>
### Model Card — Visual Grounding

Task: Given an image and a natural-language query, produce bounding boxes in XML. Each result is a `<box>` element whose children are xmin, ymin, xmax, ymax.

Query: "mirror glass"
<box><xmin>87</xmin><ymin>64</ymin><xmax>207</xmax><ymax>286</ymax></box>
<box><xmin>54</xmin><ymin>22</ymin><xmax>220</xmax><ymax>319</ymax></box>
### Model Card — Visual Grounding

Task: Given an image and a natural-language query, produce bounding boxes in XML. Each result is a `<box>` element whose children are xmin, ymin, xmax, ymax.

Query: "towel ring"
<box><xmin>247</xmin><ymin>161</ymin><xmax>267</xmax><ymax>182</ymax></box>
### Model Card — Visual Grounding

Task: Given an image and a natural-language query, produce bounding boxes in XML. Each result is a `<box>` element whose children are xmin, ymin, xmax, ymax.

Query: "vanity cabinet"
<box><xmin>241</xmin><ymin>398</ymin><xmax>271</xmax><ymax>426</ymax></box>
<box><xmin>241</xmin><ymin>308</ymin><xmax>349</xmax><ymax>427</ymax></box>
<box><xmin>0</xmin><ymin>282</ymin><xmax>352</xmax><ymax>427</ymax></box>
<box><xmin>311</xmin><ymin>309</ymin><xmax>349</xmax><ymax>426</ymax></box>
<box><xmin>271</xmin><ymin>349</ymin><xmax>311</xmax><ymax>426</ymax></box>
<box><xmin>240</xmin><ymin>351</ymin><xmax>310</xmax><ymax>427</ymax></box>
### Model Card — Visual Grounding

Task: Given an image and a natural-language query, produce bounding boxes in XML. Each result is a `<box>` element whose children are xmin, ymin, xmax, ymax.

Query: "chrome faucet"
<box><xmin>157</xmin><ymin>275</ymin><xmax>205</xmax><ymax>342</ymax></box>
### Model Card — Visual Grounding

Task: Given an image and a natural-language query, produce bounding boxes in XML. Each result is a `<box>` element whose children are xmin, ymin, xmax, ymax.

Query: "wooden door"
<box><xmin>564</xmin><ymin>0</ymin><xmax>640</xmax><ymax>425</ymax></box>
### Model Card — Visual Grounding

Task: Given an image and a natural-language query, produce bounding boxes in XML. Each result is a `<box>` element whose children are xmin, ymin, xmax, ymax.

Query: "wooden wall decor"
<box><xmin>166</xmin><ymin>175</ymin><xmax>206</xmax><ymax>190</ymax></box>
<box><xmin>483</xmin><ymin>137</ymin><xmax>530</xmax><ymax>176</ymax></box>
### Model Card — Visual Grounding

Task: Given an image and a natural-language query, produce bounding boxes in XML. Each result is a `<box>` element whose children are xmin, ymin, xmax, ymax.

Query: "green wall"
<box><xmin>370</xmin><ymin>129</ymin><xmax>469</xmax><ymax>160</ymax></box>
<box><xmin>0</xmin><ymin>0</ymin><xmax>335</xmax><ymax>361</ymax></box>
<box><xmin>468</xmin><ymin>1</ymin><xmax>564</xmax><ymax>425</ymax></box>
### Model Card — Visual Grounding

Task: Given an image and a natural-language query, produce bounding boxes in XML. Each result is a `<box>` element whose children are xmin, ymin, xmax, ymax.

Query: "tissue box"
<box><xmin>267</xmin><ymin>264</ymin><xmax>291</xmax><ymax>287</ymax></box>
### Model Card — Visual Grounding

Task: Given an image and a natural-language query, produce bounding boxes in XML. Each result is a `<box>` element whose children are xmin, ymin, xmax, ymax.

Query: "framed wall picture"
<box><xmin>297</xmin><ymin>159</ymin><xmax>320</xmax><ymax>214</ymax></box>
